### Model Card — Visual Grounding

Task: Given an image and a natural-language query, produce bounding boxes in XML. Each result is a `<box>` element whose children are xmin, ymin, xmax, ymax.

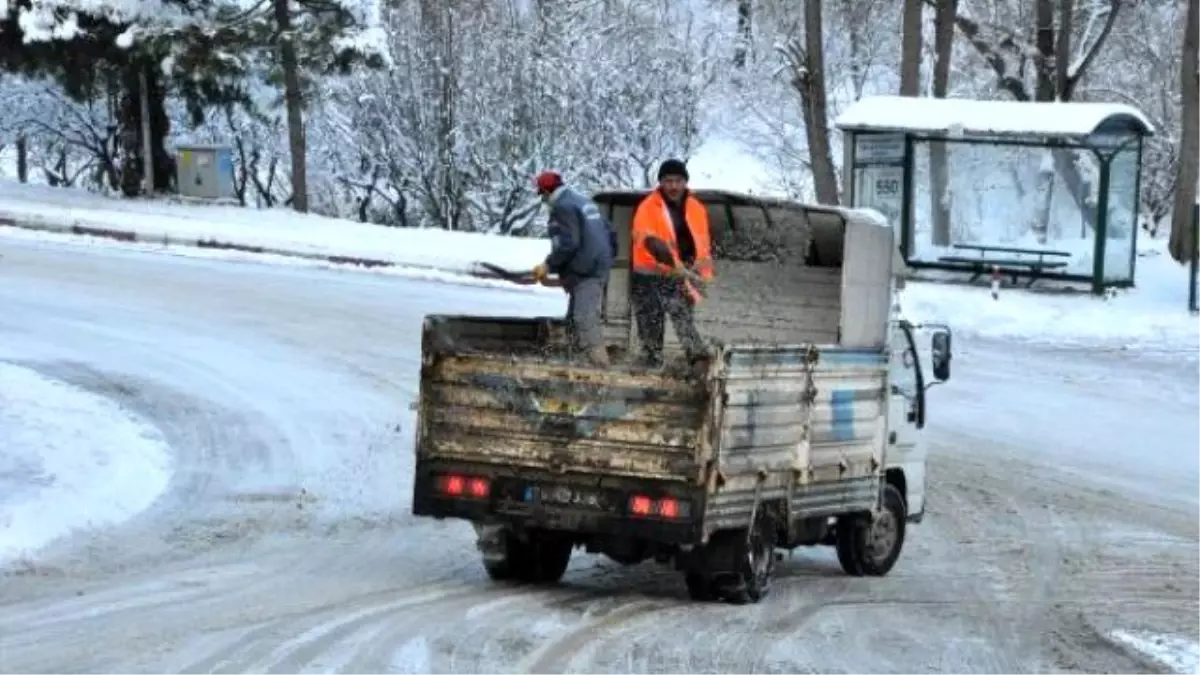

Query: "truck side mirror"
<box><xmin>930</xmin><ymin>330</ymin><xmax>952</xmax><ymax>382</ymax></box>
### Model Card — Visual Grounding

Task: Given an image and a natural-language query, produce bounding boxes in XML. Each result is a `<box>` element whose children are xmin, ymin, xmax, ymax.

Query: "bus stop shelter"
<box><xmin>834</xmin><ymin>95</ymin><xmax>1155</xmax><ymax>294</ymax></box>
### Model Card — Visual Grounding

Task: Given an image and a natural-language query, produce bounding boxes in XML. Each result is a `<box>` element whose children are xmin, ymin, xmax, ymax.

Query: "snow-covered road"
<box><xmin>0</xmin><ymin>238</ymin><xmax>1195</xmax><ymax>674</ymax></box>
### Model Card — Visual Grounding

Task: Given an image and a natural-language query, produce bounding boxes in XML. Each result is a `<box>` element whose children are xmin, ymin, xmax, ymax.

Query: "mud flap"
<box><xmin>473</xmin><ymin>523</ymin><xmax>509</xmax><ymax>563</ymax></box>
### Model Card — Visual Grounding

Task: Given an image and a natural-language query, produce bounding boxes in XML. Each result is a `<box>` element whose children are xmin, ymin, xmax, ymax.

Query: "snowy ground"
<box><xmin>0</xmin><ymin>363</ymin><xmax>172</xmax><ymax>565</ymax></box>
<box><xmin>899</xmin><ymin>252</ymin><xmax>1198</xmax><ymax>356</ymax></box>
<box><xmin>0</xmin><ymin>235</ymin><xmax>1196</xmax><ymax>674</ymax></box>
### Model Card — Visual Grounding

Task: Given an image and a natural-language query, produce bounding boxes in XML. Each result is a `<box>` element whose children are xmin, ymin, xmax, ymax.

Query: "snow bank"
<box><xmin>0</xmin><ymin>363</ymin><xmax>173</xmax><ymax>565</ymax></box>
<box><xmin>0</xmin><ymin>225</ymin><xmax>560</xmax><ymax>296</ymax></box>
<box><xmin>900</xmin><ymin>237</ymin><xmax>1199</xmax><ymax>350</ymax></box>
<box><xmin>1110</xmin><ymin>630</ymin><xmax>1200</xmax><ymax>674</ymax></box>
<box><xmin>0</xmin><ymin>181</ymin><xmax>550</xmax><ymax>274</ymax></box>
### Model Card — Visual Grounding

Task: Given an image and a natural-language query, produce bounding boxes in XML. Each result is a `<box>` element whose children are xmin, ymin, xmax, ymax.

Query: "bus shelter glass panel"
<box><xmin>1099</xmin><ymin>146</ymin><xmax>1139</xmax><ymax>283</ymax></box>
<box><xmin>909</xmin><ymin>139</ymin><xmax>1102</xmax><ymax>278</ymax></box>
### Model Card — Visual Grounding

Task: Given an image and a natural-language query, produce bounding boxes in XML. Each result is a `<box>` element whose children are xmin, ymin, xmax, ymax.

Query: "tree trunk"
<box><xmin>733</xmin><ymin>0</ymin><xmax>752</xmax><ymax>69</ymax></box>
<box><xmin>118</xmin><ymin>62</ymin><xmax>146</xmax><ymax>197</ymax></box>
<box><xmin>16</xmin><ymin>135</ymin><xmax>27</xmax><ymax>183</ymax></box>
<box><xmin>102</xmin><ymin>62</ymin><xmax>175</xmax><ymax>197</ymax></box>
<box><xmin>1028</xmin><ymin>0</ymin><xmax>1060</xmax><ymax>243</ymax></box>
<box><xmin>928</xmin><ymin>0</ymin><xmax>956</xmax><ymax>246</ymax></box>
<box><xmin>899</xmin><ymin>0</ymin><xmax>922</xmax><ymax>97</ymax></box>
<box><xmin>800</xmin><ymin>0</ymin><xmax>839</xmax><ymax>205</ymax></box>
<box><xmin>1033</xmin><ymin>0</ymin><xmax>1055</xmax><ymax>101</ymax></box>
<box><xmin>1169</xmin><ymin>0</ymin><xmax>1199</xmax><ymax>263</ymax></box>
<box><xmin>840</xmin><ymin>0</ymin><xmax>867</xmax><ymax>98</ymax></box>
<box><xmin>1055</xmin><ymin>0</ymin><xmax>1073</xmax><ymax>96</ymax></box>
<box><xmin>145</xmin><ymin>65</ymin><xmax>173</xmax><ymax>192</ymax></box>
<box><xmin>275</xmin><ymin>0</ymin><xmax>308</xmax><ymax>213</ymax></box>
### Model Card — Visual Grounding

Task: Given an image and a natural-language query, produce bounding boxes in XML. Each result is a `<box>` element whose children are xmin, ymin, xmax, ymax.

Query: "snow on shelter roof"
<box><xmin>835</xmin><ymin>95</ymin><xmax>1155</xmax><ymax>140</ymax></box>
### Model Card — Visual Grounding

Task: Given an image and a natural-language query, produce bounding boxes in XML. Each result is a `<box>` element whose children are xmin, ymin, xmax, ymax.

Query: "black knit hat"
<box><xmin>657</xmin><ymin>158</ymin><xmax>689</xmax><ymax>181</ymax></box>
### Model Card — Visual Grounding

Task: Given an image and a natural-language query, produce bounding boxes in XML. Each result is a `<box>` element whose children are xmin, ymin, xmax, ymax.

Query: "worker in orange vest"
<box><xmin>630</xmin><ymin>159</ymin><xmax>713</xmax><ymax>366</ymax></box>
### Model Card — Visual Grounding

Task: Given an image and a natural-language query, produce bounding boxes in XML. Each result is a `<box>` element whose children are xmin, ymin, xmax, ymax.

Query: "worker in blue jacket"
<box><xmin>531</xmin><ymin>171</ymin><xmax>617</xmax><ymax>366</ymax></box>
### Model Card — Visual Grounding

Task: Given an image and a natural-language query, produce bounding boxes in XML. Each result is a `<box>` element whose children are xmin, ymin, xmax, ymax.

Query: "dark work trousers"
<box><xmin>630</xmin><ymin>272</ymin><xmax>704</xmax><ymax>365</ymax></box>
<box><xmin>564</xmin><ymin>275</ymin><xmax>606</xmax><ymax>353</ymax></box>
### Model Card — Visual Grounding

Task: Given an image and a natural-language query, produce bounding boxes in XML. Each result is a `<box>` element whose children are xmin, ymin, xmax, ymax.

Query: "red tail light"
<box><xmin>436</xmin><ymin>473</ymin><xmax>489</xmax><ymax>500</ymax></box>
<box><xmin>628</xmin><ymin>494</ymin><xmax>687</xmax><ymax>519</ymax></box>
<box><xmin>468</xmin><ymin>477</ymin><xmax>490</xmax><ymax>498</ymax></box>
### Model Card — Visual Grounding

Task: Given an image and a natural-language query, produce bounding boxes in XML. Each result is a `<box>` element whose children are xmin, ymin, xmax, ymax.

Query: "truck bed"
<box><xmin>416</xmin><ymin>315</ymin><xmax>715</xmax><ymax>483</ymax></box>
<box><xmin>414</xmin><ymin>315</ymin><xmax>888</xmax><ymax>541</ymax></box>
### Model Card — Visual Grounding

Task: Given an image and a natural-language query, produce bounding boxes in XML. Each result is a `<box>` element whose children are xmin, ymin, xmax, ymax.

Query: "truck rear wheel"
<box><xmin>482</xmin><ymin>529</ymin><xmax>573</xmax><ymax>584</ymax></box>
<box><xmin>723</xmin><ymin>517</ymin><xmax>777</xmax><ymax>604</ymax></box>
<box><xmin>835</xmin><ymin>484</ymin><xmax>906</xmax><ymax>577</ymax></box>
<box><xmin>684</xmin><ymin>572</ymin><xmax>716</xmax><ymax>601</ymax></box>
<box><xmin>692</xmin><ymin>513</ymin><xmax>777</xmax><ymax>605</ymax></box>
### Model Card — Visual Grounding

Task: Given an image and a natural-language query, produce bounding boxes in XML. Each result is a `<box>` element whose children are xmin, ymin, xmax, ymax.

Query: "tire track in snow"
<box><xmin>249</xmin><ymin>584</ymin><xmax>552</xmax><ymax>673</ymax></box>
<box><xmin>221</xmin><ymin>580</ymin><xmax>620</xmax><ymax>673</ymax></box>
<box><xmin>177</xmin><ymin>581</ymin><xmax>483</xmax><ymax>673</ymax></box>
<box><xmin>347</xmin><ymin>586</ymin><xmax>597</xmax><ymax>672</ymax></box>
<box><xmin>313</xmin><ymin>560</ymin><xmax>692</xmax><ymax>673</ymax></box>
<box><xmin>919</xmin><ymin>441</ymin><xmax>1171</xmax><ymax>674</ymax></box>
<box><xmin>0</xmin><ymin>562</ymin><xmax>269</xmax><ymax>655</ymax></box>
<box><xmin>516</xmin><ymin>597</ymin><xmax>674</xmax><ymax>673</ymax></box>
<box><xmin>918</xmin><ymin>460</ymin><xmax>1035</xmax><ymax>674</ymax></box>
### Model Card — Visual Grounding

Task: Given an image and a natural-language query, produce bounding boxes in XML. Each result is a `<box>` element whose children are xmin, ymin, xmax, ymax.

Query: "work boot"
<box><xmin>585</xmin><ymin>346</ymin><xmax>610</xmax><ymax>367</ymax></box>
<box><xmin>633</xmin><ymin>351</ymin><xmax>664</xmax><ymax>369</ymax></box>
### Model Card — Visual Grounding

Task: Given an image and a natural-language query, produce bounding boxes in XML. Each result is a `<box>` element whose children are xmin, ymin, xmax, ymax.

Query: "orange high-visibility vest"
<box><xmin>631</xmin><ymin>190</ymin><xmax>714</xmax><ymax>281</ymax></box>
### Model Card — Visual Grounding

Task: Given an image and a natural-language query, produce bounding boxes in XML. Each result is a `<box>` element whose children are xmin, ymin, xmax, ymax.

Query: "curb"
<box><xmin>0</xmin><ymin>213</ymin><xmax>411</xmax><ymax>271</ymax></box>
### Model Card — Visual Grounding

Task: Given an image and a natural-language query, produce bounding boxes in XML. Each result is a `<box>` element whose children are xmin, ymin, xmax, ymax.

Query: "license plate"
<box><xmin>525</xmin><ymin>484</ymin><xmax>609</xmax><ymax>510</ymax></box>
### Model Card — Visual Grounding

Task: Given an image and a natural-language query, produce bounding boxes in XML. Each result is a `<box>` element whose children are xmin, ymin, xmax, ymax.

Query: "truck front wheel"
<box><xmin>482</xmin><ymin>529</ymin><xmax>573</xmax><ymax>584</ymax></box>
<box><xmin>835</xmin><ymin>484</ymin><xmax>906</xmax><ymax>577</ymax></box>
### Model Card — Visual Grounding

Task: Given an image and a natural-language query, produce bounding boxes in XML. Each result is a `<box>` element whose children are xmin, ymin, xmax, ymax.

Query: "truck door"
<box><xmin>887</xmin><ymin>322</ymin><xmax>927</xmax><ymax>517</ymax></box>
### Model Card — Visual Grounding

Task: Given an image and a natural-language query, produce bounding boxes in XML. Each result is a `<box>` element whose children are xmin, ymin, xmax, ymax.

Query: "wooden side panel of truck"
<box><xmin>416</xmin><ymin>315</ymin><xmax>716</xmax><ymax>483</ymax></box>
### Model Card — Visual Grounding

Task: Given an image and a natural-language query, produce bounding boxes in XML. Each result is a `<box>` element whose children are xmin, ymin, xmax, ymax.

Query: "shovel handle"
<box><xmin>642</xmin><ymin>235</ymin><xmax>707</xmax><ymax>297</ymax></box>
<box><xmin>472</xmin><ymin>262</ymin><xmax>563</xmax><ymax>287</ymax></box>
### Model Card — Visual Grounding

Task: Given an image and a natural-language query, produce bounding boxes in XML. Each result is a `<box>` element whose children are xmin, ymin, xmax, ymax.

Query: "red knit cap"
<box><xmin>534</xmin><ymin>171</ymin><xmax>563</xmax><ymax>195</ymax></box>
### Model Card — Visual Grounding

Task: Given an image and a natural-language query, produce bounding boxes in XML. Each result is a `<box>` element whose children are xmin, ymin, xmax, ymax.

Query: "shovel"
<box><xmin>471</xmin><ymin>261</ymin><xmax>563</xmax><ymax>287</ymax></box>
<box><xmin>643</xmin><ymin>236</ymin><xmax>708</xmax><ymax>300</ymax></box>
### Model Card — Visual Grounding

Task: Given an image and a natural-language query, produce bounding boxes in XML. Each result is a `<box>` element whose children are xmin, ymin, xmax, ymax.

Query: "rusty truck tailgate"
<box><xmin>417</xmin><ymin>354</ymin><xmax>713</xmax><ymax>481</ymax></box>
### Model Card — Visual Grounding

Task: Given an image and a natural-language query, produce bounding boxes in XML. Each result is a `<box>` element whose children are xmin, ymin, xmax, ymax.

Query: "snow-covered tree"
<box><xmin>1</xmin><ymin>0</ymin><xmax>385</xmax><ymax>203</ymax></box>
<box><xmin>313</xmin><ymin>0</ymin><xmax>706</xmax><ymax>232</ymax></box>
<box><xmin>0</xmin><ymin>0</ymin><xmax>1188</xmax><ymax>250</ymax></box>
